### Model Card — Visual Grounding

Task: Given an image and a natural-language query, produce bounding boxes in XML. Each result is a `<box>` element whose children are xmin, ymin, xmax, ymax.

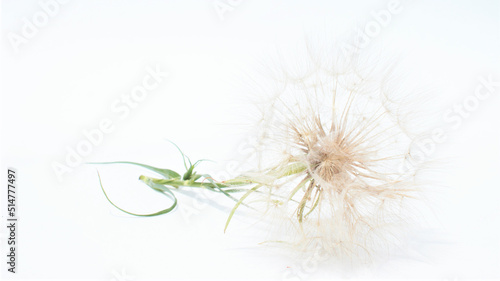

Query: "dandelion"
<box><xmin>218</xmin><ymin>45</ymin><xmax>426</xmax><ymax>261</ymax></box>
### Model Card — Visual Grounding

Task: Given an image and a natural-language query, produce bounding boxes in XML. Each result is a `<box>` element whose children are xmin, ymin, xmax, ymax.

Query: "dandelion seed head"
<box><xmin>241</xmin><ymin>42</ymin><xmax>430</xmax><ymax>262</ymax></box>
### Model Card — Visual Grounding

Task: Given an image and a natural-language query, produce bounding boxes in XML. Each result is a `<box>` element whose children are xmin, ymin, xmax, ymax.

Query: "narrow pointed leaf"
<box><xmin>98</xmin><ymin>171</ymin><xmax>177</xmax><ymax>217</ymax></box>
<box><xmin>224</xmin><ymin>184</ymin><xmax>262</xmax><ymax>233</ymax></box>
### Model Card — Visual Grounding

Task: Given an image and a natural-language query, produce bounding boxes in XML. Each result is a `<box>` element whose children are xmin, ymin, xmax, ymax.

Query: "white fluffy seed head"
<box><xmin>242</xmin><ymin>43</ymin><xmax>427</xmax><ymax>262</ymax></box>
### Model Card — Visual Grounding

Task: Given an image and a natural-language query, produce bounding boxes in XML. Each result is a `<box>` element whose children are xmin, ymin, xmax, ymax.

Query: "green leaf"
<box><xmin>97</xmin><ymin>171</ymin><xmax>177</xmax><ymax>217</ymax></box>
<box><xmin>165</xmin><ymin>139</ymin><xmax>191</xmax><ymax>169</ymax></box>
<box><xmin>287</xmin><ymin>176</ymin><xmax>311</xmax><ymax>201</ymax></box>
<box><xmin>224</xmin><ymin>184</ymin><xmax>262</xmax><ymax>233</ymax></box>
<box><xmin>193</xmin><ymin>159</ymin><xmax>214</xmax><ymax>167</ymax></box>
<box><xmin>304</xmin><ymin>188</ymin><xmax>322</xmax><ymax>219</ymax></box>
<box><xmin>182</xmin><ymin>164</ymin><xmax>195</xmax><ymax>180</ymax></box>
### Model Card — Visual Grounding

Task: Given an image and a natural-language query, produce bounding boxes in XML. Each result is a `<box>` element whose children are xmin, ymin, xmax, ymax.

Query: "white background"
<box><xmin>1</xmin><ymin>0</ymin><xmax>500</xmax><ymax>280</ymax></box>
